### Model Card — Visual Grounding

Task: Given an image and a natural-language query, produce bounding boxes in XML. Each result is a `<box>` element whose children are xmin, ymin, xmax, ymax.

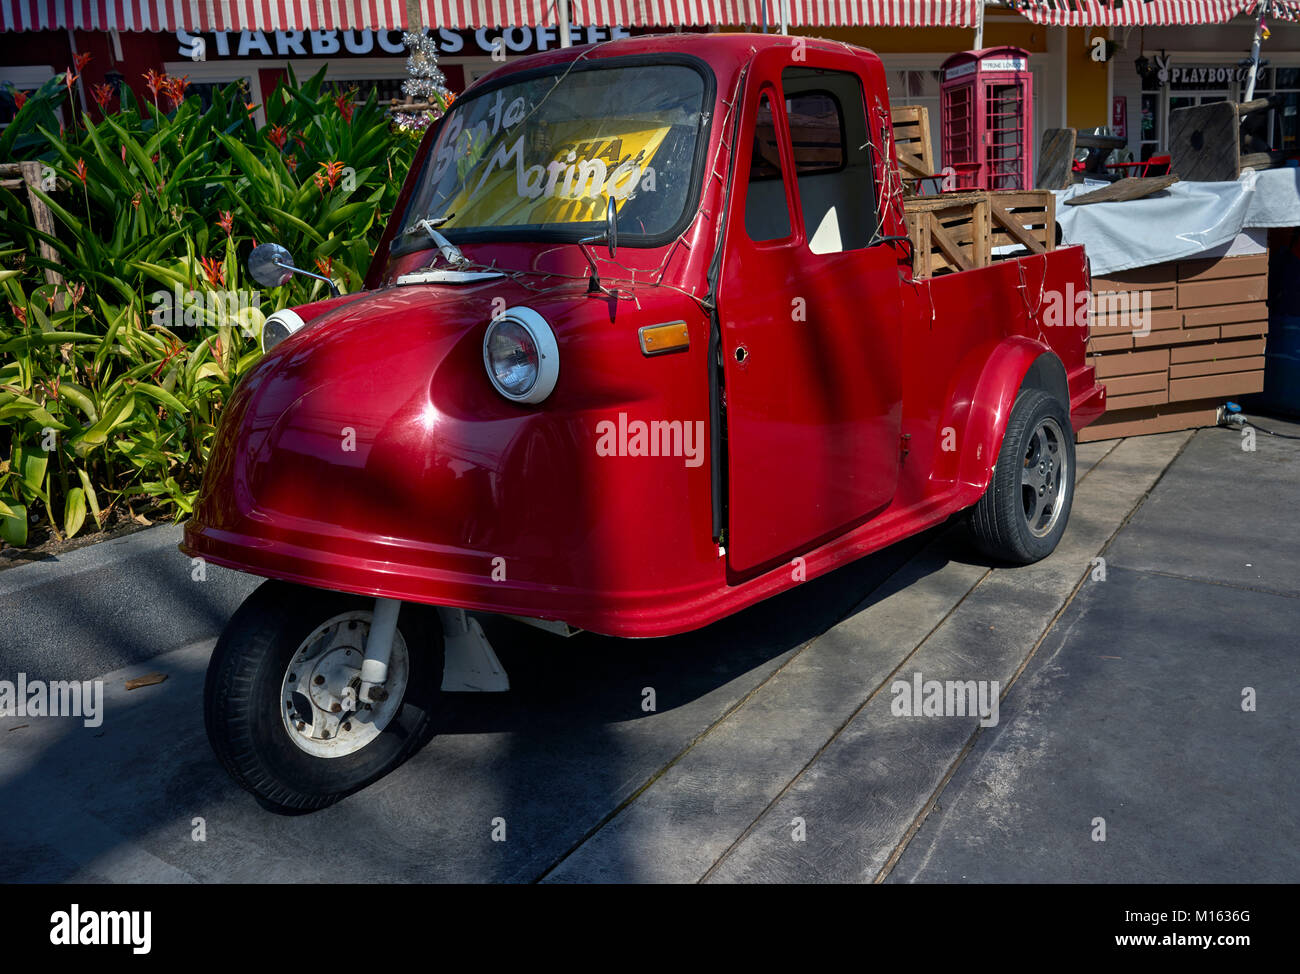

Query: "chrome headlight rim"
<box><xmin>482</xmin><ymin>306</ymin><xmax>560</xmax><ymax>405</ymax></box>
<box><xmin>261</xmin><ymin>308</ymin><xmax>307</xmax><ymax>353</ymax></box>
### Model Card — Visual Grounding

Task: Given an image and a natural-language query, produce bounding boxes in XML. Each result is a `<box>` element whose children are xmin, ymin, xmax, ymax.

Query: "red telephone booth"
<box><xmin>940</xmin><ymin>47</ymin><xmax>1034</xmax><ymax>191</ymax></box>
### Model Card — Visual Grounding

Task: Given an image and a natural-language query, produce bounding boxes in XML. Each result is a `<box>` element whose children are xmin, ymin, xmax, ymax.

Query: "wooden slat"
<box><xmin>1065</xmin><ymin>175</ymin><xmax>1179</xmax><ymax>206</ymax></box>
<box><xmin>1036</xmin><ymin>128</ymin><xmax>1077</xmax><ymax>190</ymax></box>
<box><xmin>989</xmin><ymin>201</ymin><xmax>1046</xmax><ymax>255</ymax></box>
<box><xmin>929</xmin><ymin>219</ymin><xmax>975</xmax><ymax>272</ymax></box>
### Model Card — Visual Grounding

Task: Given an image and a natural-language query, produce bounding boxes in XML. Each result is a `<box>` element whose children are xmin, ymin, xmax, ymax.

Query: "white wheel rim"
<box><xmin>279</xmin><ymin>610</ymin><xmax>410</xmax><ymax>758</ymax></box>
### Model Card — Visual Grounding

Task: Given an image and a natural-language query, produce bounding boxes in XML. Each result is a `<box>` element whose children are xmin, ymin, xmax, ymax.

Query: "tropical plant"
<box><xmin>0</xmin><ymin>65</ymin><xmax>419</xmax><ymax>545</ymax></box>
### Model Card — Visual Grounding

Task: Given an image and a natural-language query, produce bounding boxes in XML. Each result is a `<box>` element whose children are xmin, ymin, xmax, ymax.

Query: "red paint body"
<box><xmin>182</xmin><ymin>34</ymin><xmax>1105</xmax><ymax>638</ymax></box>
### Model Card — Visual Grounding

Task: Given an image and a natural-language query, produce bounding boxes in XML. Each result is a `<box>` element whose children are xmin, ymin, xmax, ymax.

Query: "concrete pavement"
<box><xmin>1</xmin><ymin>421</ymin><xmax>1293</xmax><ymax>883</ymax></box>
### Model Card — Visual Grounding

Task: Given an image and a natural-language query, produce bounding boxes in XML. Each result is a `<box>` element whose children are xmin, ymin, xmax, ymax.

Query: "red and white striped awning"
<box><xmin>6</xmin><ymin>0</ymin><xmax>1295</xmax><ymax>31</ymax></box>
<box><xmin>1011</xmin><ymin>0</ymin><xmax>1262</xmax><ymax>25</ymax></box>
<box><xmin>0</xmin><ymin>0</ymin><xmax>981</xmax><ymax>32</ymax></box>
<box><xmin>570</xmin><ymin>2</ymin><xmax>982</xmax><ymax>27</ymax></box>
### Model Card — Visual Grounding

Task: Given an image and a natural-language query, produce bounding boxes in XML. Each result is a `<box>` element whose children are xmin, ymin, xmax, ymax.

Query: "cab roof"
<box><xmin>469</xmin><ymin>31</ymin><xmax>883</xmax><ymax>94</ymax></box>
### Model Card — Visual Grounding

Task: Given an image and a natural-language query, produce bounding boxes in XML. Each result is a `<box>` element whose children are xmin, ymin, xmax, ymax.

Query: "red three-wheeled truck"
<box><xmin>183</xmin><ymin>32</ymin><xmax>1106</xmax><ymax>811</ymax></box>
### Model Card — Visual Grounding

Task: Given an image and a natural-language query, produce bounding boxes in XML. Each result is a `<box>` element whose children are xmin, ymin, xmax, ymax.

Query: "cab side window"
<box><xmin>744</xmin><ymin>92</ymin><xmax>793</xmax><ymax>243</ymax></box>
<box><xmin>782</xmin><ymin>68</ymin><xmax>878</xmax><ymax>254</ymax></box>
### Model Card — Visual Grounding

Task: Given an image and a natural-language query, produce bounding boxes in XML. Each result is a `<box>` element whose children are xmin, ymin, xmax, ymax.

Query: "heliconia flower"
<box><xmin>91</xmin><ymin>83</ymin><xmax>113</xmax><ymax>109</ymax></box>
<box><xmin>199</xmin><ymin>255</ymin><xmax>226</xmax><ymax>287</ymax></box>
<box><xmin>120</xmin><ymin>144</ymin><xmax>126</xmax><ymax>163</ymax></box>
<box><xmin>161</xmin><ymin>74</ymin><xmax>189</xmax><ymax>110</ymax></box>
<box><xmin>64</xmin><ymin>68</ymin><xmax>79</xmax><ymax>91</ymax></box>
<box><xmin>266</xmin><ymin>125</ymin><xmax>288</xmax><ymax>150</ymax></box>
<box><xmin>13</xmin><ymin>91</ymin><xmax>28</xmax><ymax>111</ymax></box>
<box><xmin>131</xmin><ymin>192</ymin><xmax>141</xmax><ymax>209</ymax></box>
<box><xmin>333</xmin><ymin>91</ymin><xmax>354</xmax><ymax>122</ymax></box>
<box><xmin>73</xmin><ymin>52</ymin><xmax>92</xmax><ymax>72</ymax></box>
<box><xmin>313</xmin><ymin>160</ymin><xmax>345</xmax><ymax>193</ymax></box>
<box><xmin>292</xmin><ymin>131</ymin><xmax>307</xmax><ymax>149</ymax></box>
<box><xmin>143</xmin><ymin>69</ymin><xmax>164</xmax><ymax>100</ymax></box>
<box><xmin>217</xmin><ymin>211</ymin><xmax>234</xmax><ymax>236</ymax></box>
<box><xmin>10</xmin><ymin>303</ymin><xmax>27</xmax><ymax>325</ymax></box>
<box><xmin>314</xmin><ymin>257</ymin><xmax>333</xmax><ymax>278</ymax></box>
<box><xmin>284</xmin><ymin>154</ymin><xmax>298</xmax><ymax>174</ymax></box>
<box><xmin>73</xmin><ymin>159</ymin><xmax>87</xmax><ymax>184</ymax></box>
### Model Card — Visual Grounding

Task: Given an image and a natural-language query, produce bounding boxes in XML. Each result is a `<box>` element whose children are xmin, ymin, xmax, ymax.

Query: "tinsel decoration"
<box><xmin>395</xmin><ymin>30</ymin><xmax>452</xmax><ymax>132</ymax></box>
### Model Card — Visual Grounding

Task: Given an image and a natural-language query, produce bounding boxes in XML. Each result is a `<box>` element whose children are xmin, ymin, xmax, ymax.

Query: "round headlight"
<box><xmin>261</xmin><ymin>308</ymin><xmax>306</xmax><ymax>353</ymax></box>
<box><xmin>483</xmin><ymin>307</ymin><xmax>559</xmax><ymax>404</ymax></box>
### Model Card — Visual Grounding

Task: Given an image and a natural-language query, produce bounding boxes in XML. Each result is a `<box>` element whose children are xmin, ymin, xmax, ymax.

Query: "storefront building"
<box><xmin>2</xmin><ymin>1</ymin><xmax>1298</xmax><ymax>171</ymax></box>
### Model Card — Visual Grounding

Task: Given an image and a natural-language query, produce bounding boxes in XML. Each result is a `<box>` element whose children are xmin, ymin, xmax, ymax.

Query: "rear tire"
<box><xmin>203</xmin><ymin>581</ymin><xmax>443</xmax><ymax>813</ymax></box>
<box><xmin>968</xmin><ymin>388</ymin><xmax>1075</xmax><ymax>564</ymax></box>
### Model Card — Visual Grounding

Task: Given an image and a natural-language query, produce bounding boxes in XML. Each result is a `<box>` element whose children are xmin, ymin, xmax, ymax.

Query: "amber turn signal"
<box><xmin>638</xmin><ymin>321</ymin><xmax>690</xmax><ymax>357</ymax></box>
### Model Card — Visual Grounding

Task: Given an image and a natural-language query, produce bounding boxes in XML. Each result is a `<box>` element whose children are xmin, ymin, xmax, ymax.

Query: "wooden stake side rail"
<box><xmin>903</xmin><ymin>190</ymin><xmax>1056</xmax><ymax>278</ymax></box>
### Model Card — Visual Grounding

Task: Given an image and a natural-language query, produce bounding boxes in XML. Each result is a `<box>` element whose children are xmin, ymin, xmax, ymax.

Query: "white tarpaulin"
<box><xmin>1053</xmin><ymin>167</ymin><xmax>1300</xmax><ymax>275</ymax></box>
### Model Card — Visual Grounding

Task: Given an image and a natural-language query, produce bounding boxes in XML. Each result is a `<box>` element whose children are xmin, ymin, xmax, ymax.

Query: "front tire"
<box><xmin>968</xmin><ymin>388</ymin><xmax>1076</xmax><ymax>564</ymax></box>
<box><xmin>204</xmin><ymin>581</ymin><xmax>444</xmax><ymax>813</ymax></box>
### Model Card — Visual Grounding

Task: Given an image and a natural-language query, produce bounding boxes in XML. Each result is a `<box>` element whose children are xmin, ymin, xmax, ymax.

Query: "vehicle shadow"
<box><xmin>1</xmin><ymin>521</ymin><xmax>973</xmax><ymax>883</ymax></box>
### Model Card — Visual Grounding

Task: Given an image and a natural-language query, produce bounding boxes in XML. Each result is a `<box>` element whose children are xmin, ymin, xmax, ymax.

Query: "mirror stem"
<box><xmin>274</xmin><ymin>258</ymin><xmax>341</xmax><ymax>298</ymax></box>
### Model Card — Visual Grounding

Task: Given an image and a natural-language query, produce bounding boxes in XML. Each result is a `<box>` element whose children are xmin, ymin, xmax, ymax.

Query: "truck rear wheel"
<box><xmin>204</xmin><ymin>581</ymin><xmax>444</xmax><ymax>813</ymax></box>
<box><xmin>968</xmin><ymin>388</ymin><xmax>1075</xmax><ymax>564</ymax></box>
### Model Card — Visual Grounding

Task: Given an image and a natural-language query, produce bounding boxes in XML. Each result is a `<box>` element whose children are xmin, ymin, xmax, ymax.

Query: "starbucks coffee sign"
<box><xmin>175</xmin><ymin>26</ymin><xmax>631</xmax><ymax>61</ymax></box>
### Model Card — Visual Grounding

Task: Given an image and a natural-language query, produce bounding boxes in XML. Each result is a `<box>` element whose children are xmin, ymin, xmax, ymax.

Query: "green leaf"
<box><xmin>134</xmin><ymin>382</ymin><xmax>188</xmax><ymax>415</ymax></box>
<box><xmin>76</xmin><ymin>466</ymin><xmax>103</xmax><ymax>529</ymax></box>
<box><xmin>63</xmin><ymin>487</ymin><xmax>86</xmax><ymax>539</ymax></box>
<box><xmin>0</xmin><ymin>502</ymin><xmax>27</xmax><ymax>547</ymax></box>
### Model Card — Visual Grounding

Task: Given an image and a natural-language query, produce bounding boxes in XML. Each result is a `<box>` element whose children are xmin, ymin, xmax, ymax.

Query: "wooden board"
<box><xmin>1168</xmin><ymin>98</ymin><xmax>1277</xmax><ymax>182</ymax></box>
<box><xmin>2</xmin><ymin>162</ymin><xmax>64</xmax><ymax>291</ymax></box>
<box><xmin>1064</xmin><ymin>174</ymin><xmax>1179</xmax><ymax>206</ymax></box>
<box><xmin>1036</xmin><ymin>128</ymin><xmax>1077</xmax><ymax>190</ymax></box>
<box><xmin>1077</xmin><ymin>401</ymin><xmax>1220</xmax><ymax>442</ymax></box>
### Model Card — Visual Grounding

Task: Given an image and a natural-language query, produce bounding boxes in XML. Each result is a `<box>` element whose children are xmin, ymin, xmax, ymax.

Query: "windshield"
<box><xmin>397</xmin><ymin>60</ymin><xmax>710</xmax><ymax>249</ymax></box>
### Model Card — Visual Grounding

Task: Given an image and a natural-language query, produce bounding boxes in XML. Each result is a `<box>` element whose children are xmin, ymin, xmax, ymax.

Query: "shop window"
<box><xmin>0</xmin><ymin>66</ymin><xmax>54</xmax><ymax>129</ymax></box>
<box><xmin>887</xmin><ymin>69</ymin><xmax>942</xmax><ymax>168</ymax></box>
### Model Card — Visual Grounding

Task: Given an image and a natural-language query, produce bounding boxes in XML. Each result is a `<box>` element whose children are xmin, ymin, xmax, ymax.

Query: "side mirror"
<box><xmin>605</xmin><ymin>195</ymin><xmax>618</xmax><ymax>259</ymax></box>
<box><xmin>248</xmin><ymin>242</ymin><xmax>296</xmax><ymax>288</ymax></box>
<box><xmin>248</xmin><ymin>242</ymin><xmax>341</xmax><ymax>297</ymax></box>
<box><xmin>579</xmin><ymin>197</ymin><xmax>619</xmax><ymax>293</ymax></box>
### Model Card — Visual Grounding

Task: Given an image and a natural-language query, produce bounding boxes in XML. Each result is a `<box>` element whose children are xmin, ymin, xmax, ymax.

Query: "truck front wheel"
<box><xmin>203</xmin><ymin>581</ymin><xmax>444</xmax><ymax>813</ymax></box>
<box><xmin>968</xmin><ymin>388</ymin><xmax>1076</xmax><ymax>564</ymax></box>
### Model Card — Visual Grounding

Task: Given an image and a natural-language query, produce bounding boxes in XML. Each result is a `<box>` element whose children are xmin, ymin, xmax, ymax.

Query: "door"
<box><xmin>717</xmin><ymin>49</ymin><xmax>906</xmax><ymax>576</ymax></box>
